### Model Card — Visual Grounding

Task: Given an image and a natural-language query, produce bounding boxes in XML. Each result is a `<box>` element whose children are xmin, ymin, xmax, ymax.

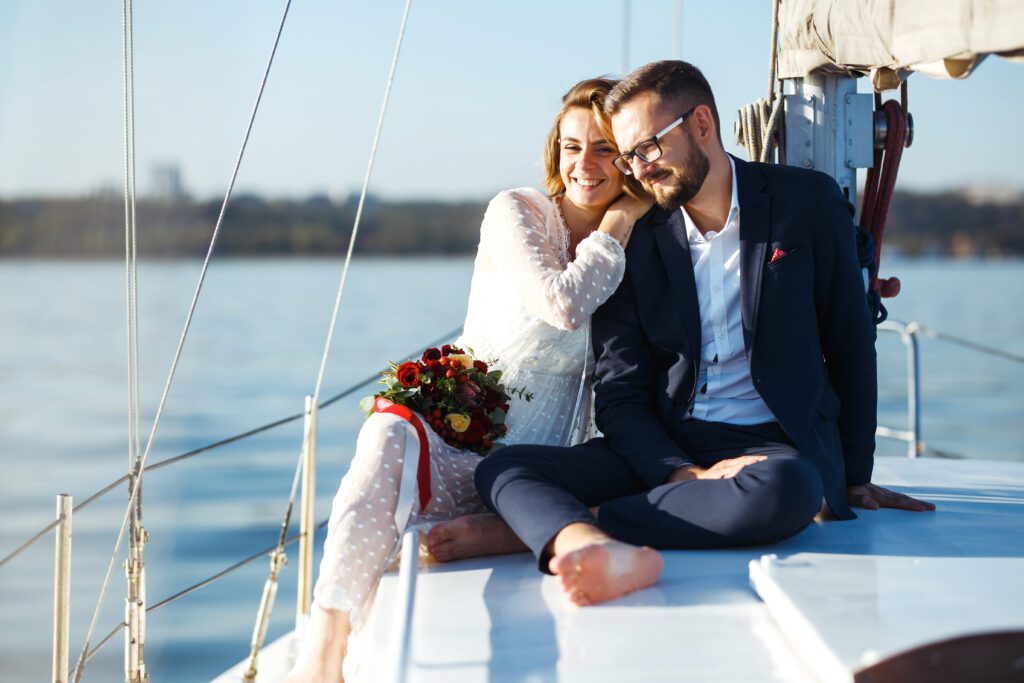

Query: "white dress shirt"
<box><xmin>682</xmin><ymin>156</ymin><xmax>776</xmax><ymax>425</ymax></box>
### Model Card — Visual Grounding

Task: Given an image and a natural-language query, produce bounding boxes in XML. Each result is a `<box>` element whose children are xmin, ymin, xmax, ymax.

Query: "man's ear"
<box><xmin>693</xmin><ymin>104</ymin><xmax>717</xmax><ymax>143</ymax></box>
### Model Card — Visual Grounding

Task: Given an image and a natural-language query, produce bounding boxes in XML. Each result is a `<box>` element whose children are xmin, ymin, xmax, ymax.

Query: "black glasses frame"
<box><xmin>613</xmin><ymin>105</ymin><xmax>698</xmax><ymax>175</ymax></box>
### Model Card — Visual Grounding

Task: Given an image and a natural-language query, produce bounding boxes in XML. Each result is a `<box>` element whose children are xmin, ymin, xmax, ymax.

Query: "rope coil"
<box><xmin>735</xmin><ymin>0</ymin><xmax>782</xmax><ymax>164</ymax></box>
<box><xmin>736</xmin><ymin>97</ymin><xmax>783</xmax><ymax>163</ymax></box>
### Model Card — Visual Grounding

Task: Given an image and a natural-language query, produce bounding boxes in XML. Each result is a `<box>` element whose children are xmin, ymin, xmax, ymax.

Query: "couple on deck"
<box><xmin>289</xmin><ymin>60</ymin><xmax>933</xmax><ymax>682</ymax></box>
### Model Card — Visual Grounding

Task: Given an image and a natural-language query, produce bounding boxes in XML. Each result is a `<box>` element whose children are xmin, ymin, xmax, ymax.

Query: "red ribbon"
<box><xmin>372</xmin><ymin>397</ymin><xmax>432</xmax><ymax>510</ymax></box>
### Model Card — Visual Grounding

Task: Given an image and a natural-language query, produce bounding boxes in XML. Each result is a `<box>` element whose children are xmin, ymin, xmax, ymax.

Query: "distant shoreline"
<box><xmin>2</xmin><ymin>190</ymin><xmax>1021</xmax><ymax>258</ymax></box>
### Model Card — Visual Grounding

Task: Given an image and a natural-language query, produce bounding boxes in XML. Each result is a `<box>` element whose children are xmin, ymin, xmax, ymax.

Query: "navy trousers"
<box><xmin>474</xmin><ymin>421</ymin><xmax>824</xmax><ymax>570</ymax></box>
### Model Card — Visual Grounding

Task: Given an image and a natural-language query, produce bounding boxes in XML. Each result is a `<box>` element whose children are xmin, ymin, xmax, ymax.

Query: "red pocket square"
<box><xmin>770</xmin><ymin>247</ymin><xmax>788</xmax><ymax>263</ymax></box>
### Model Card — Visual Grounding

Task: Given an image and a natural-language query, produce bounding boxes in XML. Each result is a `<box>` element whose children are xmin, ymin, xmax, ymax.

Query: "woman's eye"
<box><xmin>563</xmin><ymin>144</ymin><xmax>581</xmax><ymax>152</ymax></box>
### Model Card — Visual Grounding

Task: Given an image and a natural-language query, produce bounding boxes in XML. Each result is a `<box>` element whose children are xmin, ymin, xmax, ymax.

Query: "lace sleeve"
<box><xmin>480</xmin><ymin>188</ymin><xmax>626</xmax><ymax>331</ymax></box>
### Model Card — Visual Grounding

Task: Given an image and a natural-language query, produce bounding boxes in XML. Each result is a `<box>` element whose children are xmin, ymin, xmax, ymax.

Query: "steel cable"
<box><xmin>0</xmin><ymin>325</ymin><xmax>459</xmax><ymax>570</ymax></box>
<box><xmin>73</xmin><ymin>4</ymin><xmax>296</xmax><ymax>679</ymax></box>
<box><xmin>68</xmin><ymin>518</ymin><xmax>331</xmax><ymax>678</ymax></box>
<box><xmin>915</xmin><ymin>325</ymin><xmax>1024</xmax><ymax>365</ymax></box>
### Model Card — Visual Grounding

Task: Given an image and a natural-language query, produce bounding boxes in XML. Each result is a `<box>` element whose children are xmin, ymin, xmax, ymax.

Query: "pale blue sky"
<box><xmin>1</xmin><ymin>0</ymin><xmax>1022</xmax><ymax>200</ymax></box>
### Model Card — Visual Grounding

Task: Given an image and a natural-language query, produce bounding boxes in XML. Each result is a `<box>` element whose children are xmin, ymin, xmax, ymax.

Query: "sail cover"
<box><xmin>778</xmin><ymin>0</ymin><xmax>1024</xmax><ymax>89</ymax></box>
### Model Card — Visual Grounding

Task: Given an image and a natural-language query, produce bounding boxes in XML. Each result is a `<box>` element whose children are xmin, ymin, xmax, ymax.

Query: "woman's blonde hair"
<box><xmin>542</xmin><ymin>77</ymin><xmax>645</xmax><ymax>200</ymax></box>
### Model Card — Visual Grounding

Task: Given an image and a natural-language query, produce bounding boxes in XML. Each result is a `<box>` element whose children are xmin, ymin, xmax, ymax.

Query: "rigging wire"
<box><xmin>7</xmin><ymin>315</ymin><xmax>1014</xmax><ymax>576</ymax></box>
<box><xmin>68</xmin><ymin>518</ymin><xmax>331</xmax><ymax>678</ymax></box>
<box><xmin>914</xmin><ymin>325</ymin><xmax>1024</xmax><ymax>365</ymax></box>
<box><xmin>310</xmin><ymin>0</ymin><xmax>413</xmax><ymax>410</ymax></box>
<box><xmin>272</xmin><ymin>0</ymin><xmax>415</xmax><ymax>566</ymax></box>
<box><xmin>0</xmin><ymin>326</ymin><xmax>460</xmax><ymax>571</ymax></box>
<box><xmin>72</xmin><ymin>3</ymin><xmax>296</xmax><ymax>679</ymax></box>
<box><xmin>123</xmin><ymin>0</ymin><xmax>143</xmax><ymax>520</ymax></box>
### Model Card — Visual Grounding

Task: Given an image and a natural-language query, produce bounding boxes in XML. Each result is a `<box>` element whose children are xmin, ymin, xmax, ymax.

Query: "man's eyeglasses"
<box><xmin>612</xmin><ymin>105</ymin><xmax>697</xmax><ymax>175</ymax></box>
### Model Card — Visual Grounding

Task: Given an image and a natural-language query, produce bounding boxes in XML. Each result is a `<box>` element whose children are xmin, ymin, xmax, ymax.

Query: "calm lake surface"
<box><xmin>1</xmin><ymin>257</ymin><xmax>1022</xmax><ymax>681</ymax></box>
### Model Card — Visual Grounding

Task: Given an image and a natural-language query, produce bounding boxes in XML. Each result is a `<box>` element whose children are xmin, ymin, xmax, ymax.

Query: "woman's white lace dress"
<box><xmin>310</xmin><ymin>187</ymin><xmax>625</xmax><ymax>676</ymax></box>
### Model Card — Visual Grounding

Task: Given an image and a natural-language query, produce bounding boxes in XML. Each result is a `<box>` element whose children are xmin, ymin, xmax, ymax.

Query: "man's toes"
<box><xmin>549</xmin><ymin>552</ymin><xmax>576</xmax><ymax>577</ymax></box>
<box><xmin>568</xmin><ymin>586</ymin><xmax>590</xmax><ymax>606</ymax></box>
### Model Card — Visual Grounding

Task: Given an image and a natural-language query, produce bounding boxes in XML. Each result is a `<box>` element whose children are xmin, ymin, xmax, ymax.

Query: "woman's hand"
<box><xmin>598</xmin><ymin>194</ymin><xmax>654</xmax><ymax>248</ymax></box>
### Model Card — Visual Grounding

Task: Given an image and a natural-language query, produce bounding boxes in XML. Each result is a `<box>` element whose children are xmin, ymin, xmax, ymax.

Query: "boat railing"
<box><xmin>0</xmin><ymin>327</ymin><xmax>459</xmax><ymax>679</ymax></box>
<box><xmin>876</xmin><ymin>319</ymin><xmax>1024</xmax><ymax>459</ymax></box>
<box><xmin>5</xmin><ymin>319</ymin><xmax>1023</xmax><ymax>679</ymax></box>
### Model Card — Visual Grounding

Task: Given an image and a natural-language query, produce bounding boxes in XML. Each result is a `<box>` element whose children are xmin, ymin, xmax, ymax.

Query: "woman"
<box><xmin>288</xmin><ymin>77</ymin><xmax>651</xmax><ymax>682</ymax></box>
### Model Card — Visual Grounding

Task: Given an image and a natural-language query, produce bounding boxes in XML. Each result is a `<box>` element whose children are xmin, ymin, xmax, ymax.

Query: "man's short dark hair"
<box><xmin>605</xmin><ymin>60</ymin><xmax>722</xmax><ymax>143</ymax></box>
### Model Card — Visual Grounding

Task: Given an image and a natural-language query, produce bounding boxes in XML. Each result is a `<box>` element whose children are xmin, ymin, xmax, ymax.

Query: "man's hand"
<box><xmin>665</xmin><ymin>455</ymin><xmax>768</xmax><ymax>484</ymax></box>
<box><xmin>846</xmin><ymin>483</ymin><xmax>935</xmax><ymax>511</ymax></box>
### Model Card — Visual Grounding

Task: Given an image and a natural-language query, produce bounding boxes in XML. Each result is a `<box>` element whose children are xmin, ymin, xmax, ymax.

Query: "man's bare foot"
<box><xmin>548</xmin><ymin>539</ymin><xmax>663</xmax><ymax>606</ymax></box>
<box><xmin>426</xmin><ymin>514</ymin><xmax>528</xmax><ymax>562</ymax></box>
<box><xmin>287</xmin><ymin>604</ymin><xmax>350</xmax><ymax>683</ymax></box>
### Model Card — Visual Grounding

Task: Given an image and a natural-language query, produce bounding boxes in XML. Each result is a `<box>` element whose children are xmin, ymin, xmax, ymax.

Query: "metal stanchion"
<box><xmin>53</xmin><ymin>494</ymin><xmax>73</xmax><ymax>683</ymax></box>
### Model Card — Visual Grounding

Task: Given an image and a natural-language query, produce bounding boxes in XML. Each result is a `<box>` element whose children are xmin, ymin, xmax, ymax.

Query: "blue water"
<box><xmin>1</xmin><ymin>257</ymin><xmax>1022</xmax><ymax>681</ymax></box>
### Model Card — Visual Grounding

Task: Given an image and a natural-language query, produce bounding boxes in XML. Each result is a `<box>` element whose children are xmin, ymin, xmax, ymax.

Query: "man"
<box><xmin>475</xmin><ymin>60</ymin><xmax>933</xmax><ymax>606</ymax></box>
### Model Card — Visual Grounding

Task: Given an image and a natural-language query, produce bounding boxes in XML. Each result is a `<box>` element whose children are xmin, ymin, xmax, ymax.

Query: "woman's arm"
<box><xmin>596</xmin><ymin>194</ymin><xmax>652</xmax><ymax>248</ymax></box>
<box><xmin>481</xmin><ymin>189</ymin><xmax>641</xmax><ymax>330</ymax></box>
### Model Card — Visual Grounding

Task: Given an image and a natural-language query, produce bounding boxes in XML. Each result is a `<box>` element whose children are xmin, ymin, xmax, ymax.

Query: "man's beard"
<box><xmin>646</xmin><ymin>140</ymin><xmax>710</xmax><ymax>211</ymax></box>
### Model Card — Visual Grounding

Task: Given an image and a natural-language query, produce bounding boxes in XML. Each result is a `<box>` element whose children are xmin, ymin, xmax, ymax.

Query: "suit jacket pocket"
<box><xmin>766</xmin><ymin>245</ymin><xmax>805</xmax><ymax>272</ymax></box>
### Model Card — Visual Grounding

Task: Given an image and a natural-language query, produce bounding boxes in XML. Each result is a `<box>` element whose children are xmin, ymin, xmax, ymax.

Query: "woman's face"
<box><xmin>558</xmin><ymin>107</ymin><xmax>624</xmax><ymax>212</ymax></box>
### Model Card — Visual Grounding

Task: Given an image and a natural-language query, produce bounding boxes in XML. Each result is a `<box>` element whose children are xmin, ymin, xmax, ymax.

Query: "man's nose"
<box><xmin>632</xmin><ymin>156</ymin><xmax>656</xmax><ymax>179</ymax></box>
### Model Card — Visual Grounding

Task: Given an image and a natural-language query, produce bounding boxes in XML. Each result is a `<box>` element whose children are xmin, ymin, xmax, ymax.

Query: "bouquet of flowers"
<box><xmin>360</xmin><ymin>344</ymin><xmax>531</xmax><ymax>454</ymax></box>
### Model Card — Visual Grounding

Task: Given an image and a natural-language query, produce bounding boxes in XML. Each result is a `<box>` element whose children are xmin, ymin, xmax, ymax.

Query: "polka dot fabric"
<box><xmin>308</xmin><ymin>187</ymin><xmax>626</xmax><ymax>656</ymax></box>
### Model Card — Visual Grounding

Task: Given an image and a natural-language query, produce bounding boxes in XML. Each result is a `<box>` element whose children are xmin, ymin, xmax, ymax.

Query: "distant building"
<box><xmin>959</xmin><ymin>183</ymin><xmax>1024</xmax><ymax>206</ymax></box>
<box><xmin>150</xmin><ymin>163</ymin><xmax>189</xmax><ymax>202</ymax></box>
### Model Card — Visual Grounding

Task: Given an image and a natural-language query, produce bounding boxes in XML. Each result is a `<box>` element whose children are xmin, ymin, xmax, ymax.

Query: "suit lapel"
<box><xmin>652</xmin><ymin>207</ymin><xmax>701</xmax><ymax>358</ymax></box>
<box><xmin>735</xmin><ymin>157</ymin><xmax>770</xmax><ymax>355</ymax></box>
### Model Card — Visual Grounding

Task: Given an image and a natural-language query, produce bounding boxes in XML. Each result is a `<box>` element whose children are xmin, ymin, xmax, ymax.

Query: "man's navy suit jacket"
<box><xmin>591</xmin><ymin>156</ymin><xmax>876</xmax><ymax>520</ymax></box>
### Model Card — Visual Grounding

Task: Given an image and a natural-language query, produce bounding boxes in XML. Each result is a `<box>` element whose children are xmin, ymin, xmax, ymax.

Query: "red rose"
<box><xmin>462</xmin><ymin>419</ymin><xmax>487</xmax><ymax>445</ymax></box>
<box><xmin>422</xmin><ymin>347</ymin><xmax>442</xmax><ymax>363</ymax></box>
<box><xmin>473</xmin><ymin>360</ymin><xmax>488</xmax><ymax>373</ymax></box>
<box><xmin>396</xmin><ymin>361</ymin><xmax>420</xmax><ymax>387</ymax></box>
<box><xmin>441</xmin><ymin>344</ymin><xmax>453</xmax><ymax>355</ymax></box>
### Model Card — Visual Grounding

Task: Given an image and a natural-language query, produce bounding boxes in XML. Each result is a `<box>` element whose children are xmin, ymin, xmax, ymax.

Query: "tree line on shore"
<box><xmin>1</xmin><ymin>190</ymin><xmax>1021</xmax><ymax>258</ymax></box>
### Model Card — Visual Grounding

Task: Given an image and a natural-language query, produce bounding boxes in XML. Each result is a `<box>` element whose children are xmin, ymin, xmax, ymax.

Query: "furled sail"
<box><xmin>777</xmin><ymin>0</ymin><xmax>1024</xmax><ymax>89</ymax></box>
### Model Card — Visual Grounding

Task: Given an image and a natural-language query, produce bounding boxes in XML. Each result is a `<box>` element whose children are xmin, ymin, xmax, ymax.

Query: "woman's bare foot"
<box><xmin>287</xmin><ymin>604</ymin><xmax>350</xmax><ymax>683</ymax></box>
<box><xmin>426</xmin><ymin>514</ymin><xmax>528</xmax><ymax>562</ymax></box>
<box><xmin>547</xmin><ymin>523</ymin><xmax>663</xmax><ymax>606</ymax></box>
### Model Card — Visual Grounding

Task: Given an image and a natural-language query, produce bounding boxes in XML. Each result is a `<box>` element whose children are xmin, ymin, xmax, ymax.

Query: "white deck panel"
<box><xmin>217</xmin><ymin>456</ymin><xmax>1024</xmax><ymax>682</ymax></box>
<box><xmin>750</xmin><ymin>553</ymin><xmax>1024</xmax><ymax>680</ymax></box>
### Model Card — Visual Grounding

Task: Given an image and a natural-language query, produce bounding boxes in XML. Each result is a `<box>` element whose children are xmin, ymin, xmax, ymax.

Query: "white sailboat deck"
<box><xmin>217</xmin><ymin>455</ymin><xmax>1024</xmax><ymax>682</ymax></box>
